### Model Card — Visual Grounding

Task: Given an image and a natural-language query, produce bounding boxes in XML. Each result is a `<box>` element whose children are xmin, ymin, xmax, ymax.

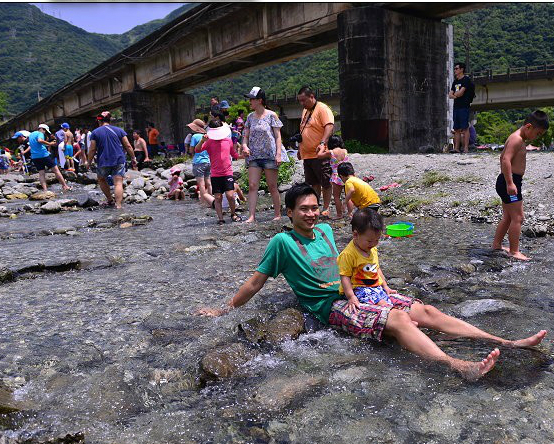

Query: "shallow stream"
<box><xmin>1</xmin><ymin>198</ymin><xmax>553</xmax><ymax>443</ymax></box>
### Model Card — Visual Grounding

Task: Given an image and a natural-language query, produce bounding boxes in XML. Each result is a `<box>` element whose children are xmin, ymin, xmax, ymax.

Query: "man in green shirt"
<box><xmin>199</xmin><ymin>184</ymin><xmax>547</xmax><ymax>380</ymax></box>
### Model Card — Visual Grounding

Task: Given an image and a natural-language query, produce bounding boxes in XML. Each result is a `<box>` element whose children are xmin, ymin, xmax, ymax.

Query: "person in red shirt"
<box><xmin>196</xmin><ymin>120</ymin><xmax>243</xmax><ymax>225</ymax></box>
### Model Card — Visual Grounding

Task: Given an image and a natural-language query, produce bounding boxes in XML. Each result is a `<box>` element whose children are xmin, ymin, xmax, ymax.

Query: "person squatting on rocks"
<box><xmin>87</xmin><ymin>111</ymin><xmax>137</xmax><ymax>209</ymax></box>
<box><xmin>195</xmin><ymin>119</ymin><xmax>243</xmax><ymax>224</ymax></box>
<box><xmin>167</xmin><ymin>165</ymin><xmax>186</xmax><ymax>200</ymax></box>
<box><xmin>241</xmin><ymin>86</ymin><xmax>286</xmax><ymax>223</ymax></box>
<box><xmin>198</xmin><ymin>183</ymin><xmax>547</xmax><ymax>380</ymax></box>
<box><xmin>492</xmin><ymin>110</ymin><xmax>549</xmax><ymax>261</ymax></box>
<box><xmin>337</xmin><ymin>162</ymin><xmax>380</xmax><ymax>218</ymax></box>
<box><xmin>28</xmin><ymin>124</ymin><xmax>71</xmax><ymax>192</ymax></box>
<box><xmin>296</xmin><ymin>86</ymin><xmax>334</xmax><ymax>217</ymax></box>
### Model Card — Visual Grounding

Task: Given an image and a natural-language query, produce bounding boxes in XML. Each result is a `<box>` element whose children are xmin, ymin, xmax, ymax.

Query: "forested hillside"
<box><xmin>2</xmin><ymin>3</ymin><xmax>554</xmax><ymax>117</ymax></box>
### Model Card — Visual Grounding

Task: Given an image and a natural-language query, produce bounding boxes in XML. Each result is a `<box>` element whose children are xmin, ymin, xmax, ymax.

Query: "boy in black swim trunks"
<box><xmin>492</xmin><ymin>110</ymin><xmax>549</xmax><ymax>261</ymax></box>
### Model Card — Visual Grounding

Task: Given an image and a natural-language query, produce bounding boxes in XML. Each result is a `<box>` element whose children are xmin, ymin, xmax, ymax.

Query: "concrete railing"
<box><xmin>471</xmin><ymin>63</ymin><xmax>554</xmax><ymax>83</ymax></box>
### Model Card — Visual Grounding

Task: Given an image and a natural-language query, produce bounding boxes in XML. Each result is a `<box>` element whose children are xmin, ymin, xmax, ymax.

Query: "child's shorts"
<box><xmin>354</xmin><ymin>285</ymin><xmax>391</xmax><ymax>305</ymax></box>
<box><xmin>328</xmin><ymin>293</ymin><xmax>421</xmax><ymax>341</ymax></box>
<box><xmin>65</xmin><ymin>144</ymin><xmax>73</xmax><ymax>157</ymax></box>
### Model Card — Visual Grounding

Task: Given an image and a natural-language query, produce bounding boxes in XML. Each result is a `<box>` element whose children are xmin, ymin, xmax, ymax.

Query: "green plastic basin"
<box><xmin>386</xmin><ymin>222</ymin><xmax>414</xmax><ymax>237</ymax></box>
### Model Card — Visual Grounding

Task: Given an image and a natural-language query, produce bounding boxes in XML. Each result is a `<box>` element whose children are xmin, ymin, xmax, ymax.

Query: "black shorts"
<box><xmin>496</xmin><ymin>173</ymin><xmax>523</xmax><ymax>204</ymax></box>
<box><xmin>211</xmin><ymin>175</ymin><xmax>234</xmax><ymax>195</ymax></box>
<box><xmin>303</xmin><ymin>158</ymin><xmax>332</xmax><ymax>188</ymax></box>
<box><xmin>32</xmin><ymin>156</ymin><xmax>56</xmax><ymax>171</ymax></box>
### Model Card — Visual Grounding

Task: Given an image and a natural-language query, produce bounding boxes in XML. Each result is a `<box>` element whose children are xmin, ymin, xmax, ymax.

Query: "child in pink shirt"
<box><xmin>167</xmin><ymin>165</ymin><xmax>185</xmax><ymax>200</ymax></box>
<box><xmin>195</xmin><ymin>121</ymin><xmax>243</xmax><ymax>224</ymax></box>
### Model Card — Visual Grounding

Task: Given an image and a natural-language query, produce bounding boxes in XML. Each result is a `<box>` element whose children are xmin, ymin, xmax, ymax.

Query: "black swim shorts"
<box><xmin>496</xmin><ymin>173</ymin><xmax>523</xmax><ymax>204</ymax></box>
<box><xmin>211</xmin><ymin>175</ymin><xmax>234</xmax><ymax>195</ymax></box>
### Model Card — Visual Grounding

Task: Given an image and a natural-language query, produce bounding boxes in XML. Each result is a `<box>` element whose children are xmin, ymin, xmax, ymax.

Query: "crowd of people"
<box><xmin>3</xmin><ymin>78</ymin><xmax>550</xmax><ymax>379</ymax></box>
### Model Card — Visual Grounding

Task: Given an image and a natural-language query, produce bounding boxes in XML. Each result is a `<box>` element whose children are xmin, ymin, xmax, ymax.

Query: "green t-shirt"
<box><xmin>256</xmin><ymin>223</ymin><xmax>342</xmax><ymax>324</ymax></box>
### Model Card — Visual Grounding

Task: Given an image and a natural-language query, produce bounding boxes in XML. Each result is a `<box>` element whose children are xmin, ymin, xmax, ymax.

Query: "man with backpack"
<box><xmin>449</xmin><ymin>62</ymin><xmax>475</xmax><ymax>154</ymax></box>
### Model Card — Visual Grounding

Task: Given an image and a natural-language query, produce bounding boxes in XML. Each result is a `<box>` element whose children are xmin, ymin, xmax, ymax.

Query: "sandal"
<box><xmin>231</xmin><ymin>214</ymin><xmax>242</xmax><ymax>222</ymax></box>
<box><xmin>217</xmin><ymin>219</ymin><xmax>226</xmax><ymax>225</ymax></box>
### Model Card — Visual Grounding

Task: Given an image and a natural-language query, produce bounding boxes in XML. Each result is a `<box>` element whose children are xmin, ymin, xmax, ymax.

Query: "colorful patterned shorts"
<box><xmin>328</xmin><ymin>293</ymin><xmax>421</xmax><ymax>341</ymax></box>
<box><xmin>353</xmin><ymin>285</ymin><xmax>391</xmax><ymax>305</ymax></box>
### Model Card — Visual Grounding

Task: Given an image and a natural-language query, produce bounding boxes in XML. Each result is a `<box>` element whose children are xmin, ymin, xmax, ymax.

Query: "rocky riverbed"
<box><xmin>0</xmin><ymin>152</ymin><xmax>553</xmax><ymax>443</ymax></box>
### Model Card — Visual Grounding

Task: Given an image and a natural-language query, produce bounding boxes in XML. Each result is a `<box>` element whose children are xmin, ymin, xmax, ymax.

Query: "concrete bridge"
<box><xmin>1</xmin><ymin>2</ymin><xmax>484</xmax><ymax>152</ymax></box>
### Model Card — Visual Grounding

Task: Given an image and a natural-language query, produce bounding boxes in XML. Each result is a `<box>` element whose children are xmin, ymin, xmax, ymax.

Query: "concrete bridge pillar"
<box><xmin>121</xmin><ymin>91</ymin><xmax>195</xmax><ymax>145</ymax></box>
<box><xmin>337</xmin><ymin>6</ymin><xmax>450</xmax><ymax>153</ymax></box>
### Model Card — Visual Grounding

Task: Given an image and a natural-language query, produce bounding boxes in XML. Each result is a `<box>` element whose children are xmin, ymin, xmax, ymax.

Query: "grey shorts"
<box><xmin>246</xmin><ymin>158</ymin><xmax>278</xmax><ymax>170</ymax></box>
<box><xmin>192</xmin><ymin>162</ymin><xmax>211</xmax><ymax>178</ymax></box>
<box><xmin>97</xmin><ymin>163</ymin><xmax>126</xmax><ymax>178</ymax></box>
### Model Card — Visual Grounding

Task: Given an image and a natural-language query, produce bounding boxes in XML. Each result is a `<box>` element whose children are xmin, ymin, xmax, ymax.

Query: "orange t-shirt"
<box><xmin>299</xmin><ymin>102</ymin><xmax>334</xmax><ymax>159</ymax></box>
<box><xmin>148</xmin><ymin>128</ymin><xmax>159</xmax><ymax>145</ymax></box>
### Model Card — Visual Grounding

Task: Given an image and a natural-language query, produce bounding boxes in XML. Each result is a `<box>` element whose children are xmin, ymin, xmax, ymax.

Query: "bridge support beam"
<box><xmin>338</xmin><ymin>6</ymin><xmax>450</xmax><ymax>153</ymax></box>
<box><xmin>121</xmin><ymin>91</ymin><xmax>195</xmax><ymax>145</ymax></box>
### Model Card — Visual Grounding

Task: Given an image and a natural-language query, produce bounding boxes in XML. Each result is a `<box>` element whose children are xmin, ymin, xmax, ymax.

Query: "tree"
<box><xmin>0</xmin><ymin>91</ymin><xmax>9</xmax><ymax>121</ymax></box>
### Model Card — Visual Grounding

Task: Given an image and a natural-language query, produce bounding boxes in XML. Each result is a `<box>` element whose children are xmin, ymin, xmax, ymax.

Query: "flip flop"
<box><xmin>231</xmin><ymin>214</ymin><xmax>242</xmax><ymax>222</ymax></box>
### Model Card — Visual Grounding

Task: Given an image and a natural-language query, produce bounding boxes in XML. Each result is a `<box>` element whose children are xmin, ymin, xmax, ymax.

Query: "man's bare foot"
<box><xmin>453</xmin><ymin>348</ymin><xmax>500</xmax><ymax>381</ymax></box>
<box><xmin>508</xmin><ymin>251</ymin><xmax>530</xmax><ymax>261</ymax></box>
<box><xmin>492</xmin><ymin>244</ymin><xmax>510</xmax><ymax>253</ymax></box>
<box><xmin>245</xmin><ymin>217</ymin><xmax>256</xmax><ymax>224</ymax></box>
<box><xmin>510</xmin><ymin>330</ymin><xmax>547</xmax><ymax>348</ymax></box>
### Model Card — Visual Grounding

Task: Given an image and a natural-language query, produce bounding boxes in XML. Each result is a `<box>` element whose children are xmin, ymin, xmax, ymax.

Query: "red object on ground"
<box><xmin>379</xmin><ymin>182</ymin><xmax>401</xmax><ymax>191</ymax></box>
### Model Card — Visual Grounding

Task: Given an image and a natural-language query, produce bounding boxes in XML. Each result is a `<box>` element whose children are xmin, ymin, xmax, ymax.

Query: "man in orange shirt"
<box><xmin>297</xmin><ymin>86</ymin><xmax>334</xmax><ymax>217</ymax></box>
<box><xmin>146</xmin><ymin>123</ymin><xmax>160</xmax><ymax>158</ymax></box>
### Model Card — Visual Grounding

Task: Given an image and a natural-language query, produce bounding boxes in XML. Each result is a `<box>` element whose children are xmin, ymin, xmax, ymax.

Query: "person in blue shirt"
<box><xmin>28</xmin><ymin>124</ymin><xmax>70</xmax><ymax>192</ymax></box>
<box><xmin>87</xmin><ymin>111</ymin><xmax>137</xmax><ymax>209</ymax></box>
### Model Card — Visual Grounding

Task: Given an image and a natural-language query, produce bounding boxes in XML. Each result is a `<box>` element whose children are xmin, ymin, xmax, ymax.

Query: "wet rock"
<box><xmin>0</xmin><ymin>206</ymin><xmax>8</xmax><ymax>213</ymax></box>
<box><xmin>125</xmin><ymin>170</ymin><xmax>143</xmax><ymax>180</ymax></box>
<box><xmin>53</xmin><ymin>227</ymin><xmax>75</xmax><ymax>235</ymax></box>
<box><xmin>84</xmin><ymin>184</ymin><xmax>97</xmax><ymax>190</ymax></box>
<box><xmin>0</xmin><ymin>385</ymin><xmax>21</xmax><ymax>413</ymax></box>
<box><xmin>330</xmin><ymin>366</ymin><xmax>367</xmax><ymax>384</ymax></box>
<box><xmin>76</xmin><ymin>193</ymin><xmax>99</xmax><ymax>208</ymax></box>
<box><xmin>137</xmin><ymin>190</ymin><xmax>148</xmax><ymax>200</ymax></box>
<box><xmin>41</xmin><ymin>201</ymin><xmax>62</xmax><ymax>214</ymax></box>
<box><xmin>6</xmin><ymin>193</ymin><xmax>28</xmax><ymax>200</ymax></box>
<box><xmin>2</xmin><ymin>173</ymin><xmax>24</xmax><ymax>182</ymax></box>
<box><xmin>58</xmin><ymin>198</ymin><xmax>78</xmax><ymax>207</ymax></box>
<box><xmin>0</xmin><ymin>267</ymin><xmax>15</xmax><ymax>283</ymax></box>
<box><xmin>456</xmin><ymin>263</ymin><xmax>476</xmax><ymax>275</ymax></box>
<box><xmin>523</xmin><ymin>224</ymin><xmax>548</xmax><ymax>238</ymax></box>
<box><xmin>80</xmin><ymin>172</ymin><xmax>98</xmax><ymax>184</ymax></box>
<box><xmin>96</xmin><ymin>222</ymin><xmax>114</xmax><ymax>229</ymax></box>
<box><xmin>265</xmin><ymin>308</ymin><xmax>305</xmax><ymax>344</ymax></box>
<box><xmin>200</xmin><ymin>343</ymin><xmax>253</xmax><ymax>380</ymax></box>
<box><xmin>131</xmin><ymin>177</ymin><xmax>145</xmax><ymax>189</ymax></box>
<box><xmin>455</xmin><ymin>299</ymin><xmax>520</xmax><ymax>317</ymax></box>
<box><xmin>120</xmin><ymin>222</ymin><xmax>133</xmax><ymax>229</ymax></box>
<box><xmin>252</xmin><ymin>375</ymin><xmax>325</xmax><ymax>411</ymax></box>
<box><xmin>30</xmin><ymin>190</ymin><xmax>56</xmax><ymax>201</ymax></box>
<box><xmin>143</xmin><ymin>182</ymin><xmax>154</xmax><ymax>195</ymax></box>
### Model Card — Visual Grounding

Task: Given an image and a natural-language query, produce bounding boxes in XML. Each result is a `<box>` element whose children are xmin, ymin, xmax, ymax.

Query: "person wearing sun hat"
<box><xmin>195</xmin><ymin>119</ymin><xmax>243</xmax><ymax>224</ymax></box>
<box><xmin>167</xmin><ymin>165</ymin><xmax>186</xmax><ymax>200</ymax></box>
<box><xmin>28</xmin><ymin>123</ymin><xmax>71</xmax><ymax>192</ymax></box>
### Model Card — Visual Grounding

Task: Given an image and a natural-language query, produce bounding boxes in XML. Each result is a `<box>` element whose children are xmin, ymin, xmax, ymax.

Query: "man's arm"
<box><xmin>452</xmin><ymin>87</ymin><xmax>466</xmax><ymax>98</ymax></box>
<box><xmin>122</xmin><ymin>136</ymin><xmax>137</xmax><ymax>168</ymax></box>
<box><xmin>87</xmin><ymin>140</ymin><xmax>97</xmax><ymax>165</ymax></box>
<box><xmin>197</xmin><ymin>271</ymin><xmax>269</xmax><ymax>316</ymax></box>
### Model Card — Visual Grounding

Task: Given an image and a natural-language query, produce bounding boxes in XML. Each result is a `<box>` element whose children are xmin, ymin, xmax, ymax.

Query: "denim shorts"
<box><xmin>192</xmin><ymin>162</ymin><xmax>211</xmax><ymax>178</ymax></box>
<box><xmin>246</xmin><ymin>158</ymin><xmax>278</xmax><ymax>170</ymax></box>
<box><xmin>97</xmin><ymin>163</ymin><xmax>126</xmax><ymax>178</ymax></box>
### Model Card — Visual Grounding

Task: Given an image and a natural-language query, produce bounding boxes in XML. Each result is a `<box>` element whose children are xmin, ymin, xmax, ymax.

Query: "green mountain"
<box><xmin>0</xmin><ymin>3</ymin><xmax>194</xmax><ymax>116</ymax></box>
<box><xmin>2</xmin><ymin>3</ymin><xmax>554</xmax><ymax>118</ymax></box>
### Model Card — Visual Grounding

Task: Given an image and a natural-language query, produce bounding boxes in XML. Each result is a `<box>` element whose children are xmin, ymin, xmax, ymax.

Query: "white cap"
<box><xmin>244</xmin><ymin>86</ymin><xmax>263</xmax><ymax>99</ymax></box>
<box><xmin>38</xmin><ymin>123</ymin><xmax>51</xmax><ymax>134</ymax></box>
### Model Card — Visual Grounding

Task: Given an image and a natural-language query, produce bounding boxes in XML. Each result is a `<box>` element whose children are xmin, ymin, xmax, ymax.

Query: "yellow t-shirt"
<box><xmin>337</xmin><ymin>240</ymin><xmax>383</xmax><ymax>294</ymax></box>
<box><xmin>299</xmin><ymin>102</ymin><xmax>334</xmax><ymax>159</ymax></box>
<box><xmin>344</xmin><ymin>176</ymin><xmax>380</xmax><ymax>208</ymax></box>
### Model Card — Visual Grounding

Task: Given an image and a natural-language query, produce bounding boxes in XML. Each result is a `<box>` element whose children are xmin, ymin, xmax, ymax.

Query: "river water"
<box><xmin>0</xmin><ymin>197</ymin><xmax>553</xmax><ymax>443</ymax></box>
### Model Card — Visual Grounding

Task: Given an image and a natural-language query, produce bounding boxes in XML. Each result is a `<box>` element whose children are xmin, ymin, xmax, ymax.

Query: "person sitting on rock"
<box><xmin>198</xmin><ymin>183</ymin><xmax>547</xmax><ymax>380</ymax></box>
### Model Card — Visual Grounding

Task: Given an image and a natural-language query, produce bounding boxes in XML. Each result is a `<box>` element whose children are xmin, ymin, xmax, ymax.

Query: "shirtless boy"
<box><xmin>132</xmin><ymin>130</ymin><xmax>150</xmax><ymax>170</ymax></box>
<box><xmin>63</xmin><ymin>124</ymin><xmax>75</xmax><ymax>171</ymax></box>
<box><xmin>492</xmin><ymin>110</ymin><xmax>549</xmax><ymax>260</ymax></box>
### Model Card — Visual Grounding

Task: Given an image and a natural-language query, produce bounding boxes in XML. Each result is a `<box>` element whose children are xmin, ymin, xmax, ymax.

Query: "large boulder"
<box><xmin>131</xmin><ymin>177</ymin><xmax>146</xmax><ymax>189</ymax></box>
<box><xmin>252</xmin><ymin>375</ymin><xmax>325</xmax><ymax>412</ymax></box>
<box><xmin>239</xmin><ymin>308</ymin><xmax>305</xmax><ymax>345</ymax></box>
<box><xmin>30</xmin><ymin>191</ymin><xmax>56</xmax><ymax>201</ymax></box>
<box><xmin>455</xmin><ymin>299</ymin><xmax>520</xmax><ymax>317</ymax></box>
<box><xmin>41</xmin><ymin>201</ymin><xmax>62</xmax><ymax>214</ymax></box>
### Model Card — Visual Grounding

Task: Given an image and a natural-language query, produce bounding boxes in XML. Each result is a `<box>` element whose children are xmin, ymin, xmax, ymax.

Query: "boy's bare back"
<box><xmin>500</xmin><ymin>128</ymin><xmax>527</xmax><ymax>175</ymax></box>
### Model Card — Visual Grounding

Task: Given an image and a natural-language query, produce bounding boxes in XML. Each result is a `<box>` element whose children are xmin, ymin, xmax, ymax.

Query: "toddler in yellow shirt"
<box><xmin>337</xmin><ymin>208</ymin><xmax>407</xmax><ymax>312</ymax></box>
<box><xmin>337</xmin><ymin>162</ymin><xmax>380</xmax><ymax>218</ymax></box>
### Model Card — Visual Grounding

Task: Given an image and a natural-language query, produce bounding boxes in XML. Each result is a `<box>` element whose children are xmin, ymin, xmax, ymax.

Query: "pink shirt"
<box><xmin>199</xmin><ymin>138</ymin><xmax>238</xmax><ymax>177</ymax></box>
<box><xmin>168</xmin><ymin>176</ymin><xmax>183</xmax><ymax>193</ymax></box>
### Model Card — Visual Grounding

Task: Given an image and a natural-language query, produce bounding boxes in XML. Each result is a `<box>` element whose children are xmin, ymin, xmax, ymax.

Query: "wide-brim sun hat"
<box><xmin>12</xmin><ymin>130</ymin><xmax>31</xmax><ymax>139</ymax></box>
<box><xmin>207</xmin><ymin>123</ymin><xmax>231</xmax><ymax>141</ymax></box>
<box><xmin>187</xmin><ymin>119</ymin><xmax>206</xmax><ymax>134</ymax></box>
<box><xmin>169</xmin><ymin>166</ymin><xmax>181</xmax><ymax>175</ymax></box>
<box><xmin>38</xmin><ymin>124</ymin><xmax>51</xmax><ymax>134</ymax></box>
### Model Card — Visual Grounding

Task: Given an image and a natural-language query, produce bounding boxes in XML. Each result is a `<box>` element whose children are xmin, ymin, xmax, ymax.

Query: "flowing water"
<box><xmin>1</xmin><ymin>197</ymin><xmax>553</xmax><ymax>443</ymax></box>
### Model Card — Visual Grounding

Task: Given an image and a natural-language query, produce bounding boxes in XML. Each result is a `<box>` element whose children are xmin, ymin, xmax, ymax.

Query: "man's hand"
<box><xmin>196</xmin><ymin>307</ymin><xmax>228</xmax><ymax>317</ymax></box>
